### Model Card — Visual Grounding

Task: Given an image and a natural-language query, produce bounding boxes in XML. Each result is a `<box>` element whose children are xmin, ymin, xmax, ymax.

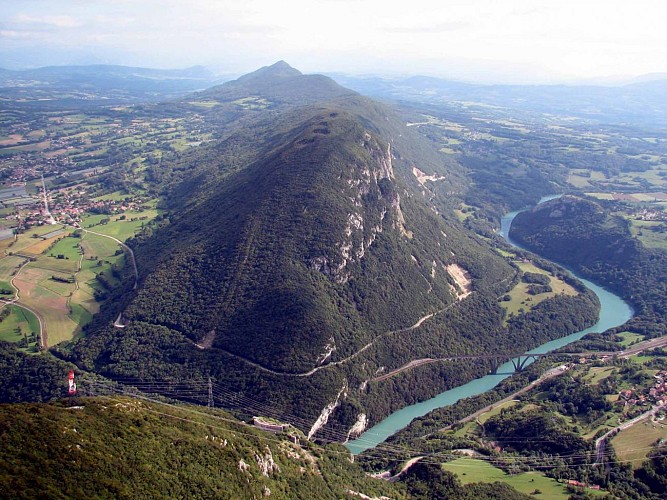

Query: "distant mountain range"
<box><xmin>4</xmin><ymin>61</ymin><xmax>667</xmax><ymax>127</ymax></box>
<box><xmin>330</xmin><ymin>73</ymin><xmax>667</xmax><ymax>127</ymax></box>
<box><xmin>0</xmin><ymin>64</ymin><xmax>226</xmax><ymax>105</ymax></box>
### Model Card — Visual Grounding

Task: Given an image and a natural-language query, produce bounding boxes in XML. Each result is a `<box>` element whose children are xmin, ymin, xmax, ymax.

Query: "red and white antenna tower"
<box><xmin>68</xmin><ymin>370</ymin><xmax>77</xmax><ymax>395</ymax></box>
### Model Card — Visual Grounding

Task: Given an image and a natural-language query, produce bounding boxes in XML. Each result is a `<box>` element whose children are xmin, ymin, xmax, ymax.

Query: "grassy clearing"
<box><xmin>87</xmin><ymin>209</ymin><xmax>159</xmax><ymax>241</ymax></box>
<box><xmin>69</xmin><ymin>303</ymin><xmax>93</xmax><ymax>330</ymax></box>
<box><xmin>231</xmin><ymin>96</ymin><xmax>271</xmax><ymax>109</ymax></box>
<box><xmin>618</xmin><ymin>169</ymin><xmax>667</xmax><ymax>188</ymax></box>
<box><xmin>586</xmin><ymin>366</ymin><xmax>615</xmax><ymax>385</ymax></box>
<box><xmin>94</xmin><ymin>191</ymin><xmax>130</xmax><ymax>202</ymax></box>
<box><xmin>567</xmin><ymin>169</ymin><xmax>607</xmax><ymax>188</ymax></box>
<box><xmin>187</xmin><ymin>100</ymin><xmax>220</xmax><ymax>108</ymax></box>
<box><xmin>617</xmin><ymin>332</ymin><xmax>645</xmax><ymax>347</ymax></box>
<box><xmin>22</xmin><ymin>234</ymin><xmax>66</xmax><ymax>256</ymax></box>
<box><xmin>495</xmin><ymin>248</ymin><xmax>515</xmax><ymax>258</ymax></box>
<box><xmin>442</xmin><ymin>458</ymin><xmax>593</xmax><ymax>498</ymax></box>
<box><xmin>81</xmin><ymin>232</ymin><xmax>122</xmax><ymax>257</ymax></box>
<box><xmin>477</xmin><ymin>400</ymin><xmax>519</xmax><ymax>424</ymax></box>
<box><xmin>81</xmin><ymin>214</ymin><xmax>110</xmax><ymax>227</ymax></box>
<box><xmin>30</xmin><ymin>254</ymin><xmax>79</xmax><ymax>274</ymax></box>
<box><xmin>450</xmin><ymin>420</ymin><xmax>479</xmax><ymax>438</ymax></box>
<box><xmin>628</xmin><ymin>219</ymin><xmax>667</xmax><ymax>250</ymax></box>
<box><xmin>611</xmin><ymin>419</ymin><xmax>667</xmax><ymax>469</ymax></box>
<box><xmin>13</xmin><ymin>266</ymin><xmax>77</xmax><ymax>345</ymax></box>
<box><xmin>0</xmin><ymin>255</ymin><xmax>27</xmax><ymax>280</ymax></box>
<box><xmin>46</xmin><ymin>236</ymin><xmax>81</xmax><ymax>260</ymax></box>
<box><xmin>0</xmin><ymin>304</ymin><xmax>40</xmax><ymax>349</ymax></box>
<box><xmin>500</xmin><ymin>261</ymin><xmax>577</xmax><ymax>319</ymax></box>
<box><xmin>585</xmin><ymin>192</ymin><xmax>615</xmax><ymax>200</ymax></box>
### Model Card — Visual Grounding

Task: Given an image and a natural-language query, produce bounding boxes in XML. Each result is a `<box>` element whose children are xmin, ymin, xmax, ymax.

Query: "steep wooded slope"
<box><xmin>0</xmin><ymin>398</ymin><xmax>401</xmax><ymax>499</ymax></box>
<box><xmin>64</xmin><ymin>63</ymin><xmax>598</xmax><ymax>436</ymax></box>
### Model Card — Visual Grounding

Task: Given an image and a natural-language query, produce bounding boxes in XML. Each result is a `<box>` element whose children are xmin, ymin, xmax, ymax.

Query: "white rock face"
<box><xmin>307</xmin><ymin>385</ymin><xmax>347</xmax><ymax>440</ymax></box>
<box><xmin>317</xmin><ymin>337</ymin><xmax>336</xmax><ymax>365</ymax></box>
<box><xmin>346</xmin><ymin>413</ymin><xmax>368</xmax><ymax>441</ymax></box>
<box><xmin>255</xmin><ymin>446</ymin><xmax>280</xmax><ymax>477</ymax></box>
<box><xmin>446</xmin><ymin>263</ymin><xmax>473</xmax><ymax>300</ymax></box>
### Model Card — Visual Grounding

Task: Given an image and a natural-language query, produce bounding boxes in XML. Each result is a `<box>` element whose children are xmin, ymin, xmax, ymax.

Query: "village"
<box><xmin>0</xmin><ymin>177</ymin><xmax>148</xmax><ymax>234</ymax></box>
<box><xmin>617</xmin><ymin>369</ymin><xmax>667</xmax><ymax>415</ymax></box>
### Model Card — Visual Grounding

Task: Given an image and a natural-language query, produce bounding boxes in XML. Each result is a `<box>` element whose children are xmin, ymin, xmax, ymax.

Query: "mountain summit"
<box><xmin>199</xmin><ymin>60</ymin><xmax>355</xmax><ymax>105</ymax></box>
<box><xmin>236</xmin><ymin>60</ymin><xmax>302</xmax><ymax>82</ymax></box>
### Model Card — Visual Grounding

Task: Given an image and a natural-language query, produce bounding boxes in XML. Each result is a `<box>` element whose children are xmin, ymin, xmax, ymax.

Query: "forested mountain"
<box><xmin>62</xmin><ymin>63</ymin><xmax>600</xmax><ymax>438</ymax></box>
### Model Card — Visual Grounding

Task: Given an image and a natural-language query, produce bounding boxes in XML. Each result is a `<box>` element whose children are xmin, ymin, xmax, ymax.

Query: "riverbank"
<box><xmin>346</xmin><ymin>196</ymin><xmax>633</xmax><ymax>455</ymax></box>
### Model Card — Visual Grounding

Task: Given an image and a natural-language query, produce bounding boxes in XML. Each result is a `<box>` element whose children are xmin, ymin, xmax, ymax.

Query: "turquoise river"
<box><xmin>346</xmin><ymin>196</ymin><xmax>634</xmax><ymax>454</ymax></box>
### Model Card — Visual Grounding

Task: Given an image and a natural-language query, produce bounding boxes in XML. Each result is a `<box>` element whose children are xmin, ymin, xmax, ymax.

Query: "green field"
<box><xmin>500</xmin><ymin>261</ymin><xmax>577</xmax><ymax>319</ymax></box>
<box><xmin>617</xmin><ymin>332</ymin><xmax>645</xmax><ymax>346</ymax></box>
<box><xmin>86</xmin><ymin>210</ymin><xmax>159</xmax><ymax>241</ymax></box>
<box><xmin>585</xmin><ymin>366</ymin><xmax>615</xmax><ymax>385</ymax></box>
<box><xmin>628</xmin><ymin>219</ymin><xmax>667</xmax><ymax>250</ymax></box>
<box><xmin>30</xmin><ymin>254</ymin><xmax>79</xmax><ymax>274</ymax></box>
<box><xmin>48</xmin><ymin>236</ymin><xmax>82</xmax><ymax>260</ymax></box>
<box><xmin>476</xmin><ymin>400</ymin><xmax>519</xmax><ymax>424</ymax></box>
<box><xmin>442</xmin><ymin>458</ymin><xmax>604</xmax><ymax>497</ymax></box>
<box><xmin>94</xmin><ymin>191</ymin><xmax>130</xmax><ymax>202</ymax></box>
<box><xmin>0</xmin><ymin>255</ymin><xmax>26</xmax><ymax>281</ymax></box>
<box><xmin>0</xmin><ymin>304</ymin><xmax>40</xmax><ymax>350</ymax></box>
<box><xmin>611</xmin><ymin>419</ymin><xmax>667</xmax><ymax>469</ymax></box>
<box><xmin>567</xmin><ymin>169</ymin><xmax>607</xmax><ymax>188</ymax></box>
<box><xmin>69</xmin><ymin>303</ymin><xmax>93</xmax><ymax>333</ymax></box>
<box><xmin>81</xmin><ymin>232</ymin><xmax>123</xmax><ymax>258</ymax></box>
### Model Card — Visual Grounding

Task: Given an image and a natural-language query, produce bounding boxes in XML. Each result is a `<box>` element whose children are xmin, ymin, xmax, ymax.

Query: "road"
<box><xmin>81</xmin><ymin>227</ymin><xmax>138</xmax><ymax>290</ymax></box>
<box><xmin>372</xmin><ymin>335</ymin><xmax>667</xmax><ymax>384</ymax></box>
<box><xmin>211</xmin><ymin>303</ymin><xmax>460</xmax><ymax>377</ymax></box>
<box><xmin>615</xmin><ymin>336</ymin><xmax>667</xmax><ymax>357</ymax></box>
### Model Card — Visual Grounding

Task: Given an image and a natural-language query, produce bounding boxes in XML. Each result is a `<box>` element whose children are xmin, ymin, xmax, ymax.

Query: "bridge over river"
<box><xmin>373</xmin><ymin>336</ymin><xmax>667</xmax><ymax>382</ymax></box>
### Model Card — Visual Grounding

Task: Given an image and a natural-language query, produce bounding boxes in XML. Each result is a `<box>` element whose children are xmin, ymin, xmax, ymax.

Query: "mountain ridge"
<box><xmin>63</xmin><ymin>62</ymin><xmax>599</xmax><ymax>438</ymax></box>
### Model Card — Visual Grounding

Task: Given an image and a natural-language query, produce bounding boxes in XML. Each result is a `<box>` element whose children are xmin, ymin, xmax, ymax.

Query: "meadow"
<box><xmin>442</xmin><ymin>458</ymin><xmax>605</xmax><ymax>498</ymax></box>
<box><xmin>500</xmin><ymin>260</ymin><xmax>577</xmax><ymax>320</ymax></box>
<box><xmin>610</xmin><ymin>419</ymin><xmax>667</xmax><ymax>469</ymax></box>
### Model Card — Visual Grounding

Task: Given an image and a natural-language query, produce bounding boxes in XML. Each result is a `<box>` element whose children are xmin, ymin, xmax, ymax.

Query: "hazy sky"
<box><xmin>2</xmin><ymin>0</ymin><xmax>667</xmax><ymax>82</ymax></box>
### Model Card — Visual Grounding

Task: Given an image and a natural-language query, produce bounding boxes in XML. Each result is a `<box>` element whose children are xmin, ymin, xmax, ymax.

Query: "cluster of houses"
<box><xmin>6</xmin><ymin>185</ymin><xmax>147</xmax><ymax>232</ymax></box>
<box><xmin>565</xmin><ymin>479</ymin><xmax>601</xmax><ymax>491</ymax></box>
<box><xmin>632</xmin><ymin>207</ymin><xmax>667</xmax><ymax>222</ymax></box>
<box><xmin>618</xmin><ymin>370</ymin><xmax>667</xmax><ymax>409</ymax></box>
<box><xmin>0</xmin><ymin>154</ymin><xmax>72</xmax><ymax>184</ymax></box>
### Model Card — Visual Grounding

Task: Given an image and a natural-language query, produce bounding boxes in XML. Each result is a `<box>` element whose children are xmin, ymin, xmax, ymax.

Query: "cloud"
<box><xmin>14</xmin><ymin>14</ymin><xmax>83</xmax><ymax>29</ymax></box>
<box><xmin>0</xmin><ymin>30</ymin><xmax>40</xmax><ymax>39</ymax></box>
<box><xmin>382</xmin><ymin>21</ymin><xmax>470</xmax><ymax>34</ymax></box>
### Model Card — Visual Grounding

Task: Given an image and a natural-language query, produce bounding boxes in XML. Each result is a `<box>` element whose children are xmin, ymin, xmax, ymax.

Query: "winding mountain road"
<box><xmin>212</xmin><ymin>301</ymin><xmax>462</xmax><ymax>377</ymax></box>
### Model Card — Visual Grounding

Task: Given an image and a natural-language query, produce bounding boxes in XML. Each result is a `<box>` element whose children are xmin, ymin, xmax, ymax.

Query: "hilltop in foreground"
<box><xmin>0</xmin><ymin>397</ymin><xmax>532</xmax><ymax>499</ymax></box>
